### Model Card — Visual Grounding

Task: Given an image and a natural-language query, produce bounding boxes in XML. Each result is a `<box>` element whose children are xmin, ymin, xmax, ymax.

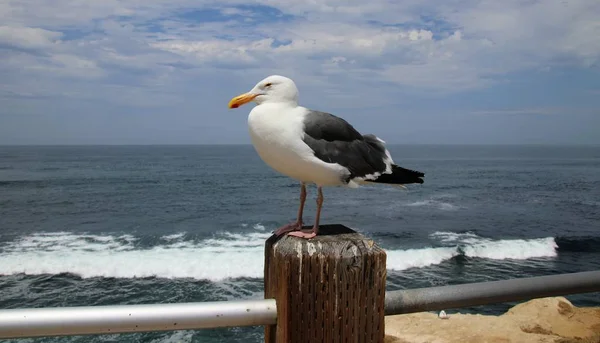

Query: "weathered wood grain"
<box><xmin>264</xmin><ymin>224</ymin><xmax>387</xmax><ymax>343</ymax></box>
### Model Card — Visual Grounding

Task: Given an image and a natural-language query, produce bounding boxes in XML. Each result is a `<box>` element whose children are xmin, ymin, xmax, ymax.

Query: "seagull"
<box><xmin>228</xmin><ymin>75</ymin><xmax>424</xmax><ymax>239</ymax></box>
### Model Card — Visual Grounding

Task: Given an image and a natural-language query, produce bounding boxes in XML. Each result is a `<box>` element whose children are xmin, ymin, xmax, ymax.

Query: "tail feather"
<box><xmin>371</xmin><ymin>165</ymin><xmax>424</xmax><ymax>185</ymax></box>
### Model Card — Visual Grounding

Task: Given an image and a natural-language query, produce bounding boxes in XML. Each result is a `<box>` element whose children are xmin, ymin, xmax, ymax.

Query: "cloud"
<box><xmin>0</xmin><ymin>0</ymin><xmax>599</xmax><ymax>144</ymax></box>
<box><xmin>3</xmin><ymin>1</ymin><xmax>599</xmax><ymax>90</ymax></box>
<box><xmin>0</xmin><ymin>26</ymin><xmax>63</xmax><ymax>49</ymax></box>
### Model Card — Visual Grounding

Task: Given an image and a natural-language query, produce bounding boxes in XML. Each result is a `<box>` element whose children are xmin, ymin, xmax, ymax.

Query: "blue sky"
<box><xmin>1</xmin><ymin>0</ymin><xmax>599</xmax><ymax>145</ymax></box>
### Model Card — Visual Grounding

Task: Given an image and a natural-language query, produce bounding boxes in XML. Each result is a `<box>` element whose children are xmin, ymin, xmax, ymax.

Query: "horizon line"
<box><xmin>1</xmin><ymin>143</ymin><xmax>600</xmax><ymax>147</ymax></box>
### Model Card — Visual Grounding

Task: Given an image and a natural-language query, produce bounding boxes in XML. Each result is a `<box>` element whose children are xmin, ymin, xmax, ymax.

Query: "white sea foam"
<box><xmin>240</xmin><ymin>223</ymin><xmax>267</xmax><ymax>231</ymax></box>
<box><xmin>406</xmin><ymin>199</ymin><xmax>459</xmax><ymax>211</ymax></box>
<box><xmin>387</xmin><ymin>247</ymin><xmax>458</xmax><ymax>270</ymax></box>
<box><xmin>149</xmin><ymin>330</ymin><xmax>194</xmax><ymax>343</ymax></box>
<box><xmin>0</xmin><ymin>229</ymin><xmax>558</xmax><ymax>280</ymax></box>
<box><xmin>0</xmin><ymin>231</ymin><xmax>271</xmax><ymax>281</ymax></box>
<box><xmin>162</xmin><ymin>233</ymin><xmax>185</xmax><ymax>241</ymax></box>
<box><xmin>462</xmin><ymin>237</ymin><xmax>558</xmax><ymax>259</ymax></box>
<box><xmin>430</xmin><ymin>231</ymin><xmax>558</xmax><ymax>259</ymax></box>
<box><xmin>430</xmin><ymin>231</ymin><xmax>481</xmax><ymax>245</ymax></box>
<box><xmin>387</xmin><ymin>231</ymin><xmax>558</xmax><ymax>271</ymax></box>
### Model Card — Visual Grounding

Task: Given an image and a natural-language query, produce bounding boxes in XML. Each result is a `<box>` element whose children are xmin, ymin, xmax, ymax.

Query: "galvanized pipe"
<box><xmin>0</xmin><ymin>299</ymin><xmax>277</xmax><ymax>339</ymax></box>
<box><xmin>385</xmin><ymin>270</ymin><xmax>600</xmax><ymax>315</ymax></box>
<box><xmin>1</xmin><ymin>271</ymin><xmax>599</xmax><ymax>339</ymax></box>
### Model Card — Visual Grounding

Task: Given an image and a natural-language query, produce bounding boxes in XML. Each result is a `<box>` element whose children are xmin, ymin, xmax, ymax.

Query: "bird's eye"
<box><xmin>264</xmin><ymin>83</ymin><xmax>272</xmax><ymax>88</ymax></box>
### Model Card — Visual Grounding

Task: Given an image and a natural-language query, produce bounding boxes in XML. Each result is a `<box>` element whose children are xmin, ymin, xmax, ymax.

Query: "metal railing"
<box><xmin>384</xmin><ymin>270</ymin><xmax>600</xmax><ymax>315</ymax></box>
<box><xmin>0</xmin><ymin>299</ymin><xmax>277</xmax><ymax>339</ymax></box>
<box><xmin>1</xmin><ymin>270</ymin><xmax>599</xmax><ymax>339</ymax></box>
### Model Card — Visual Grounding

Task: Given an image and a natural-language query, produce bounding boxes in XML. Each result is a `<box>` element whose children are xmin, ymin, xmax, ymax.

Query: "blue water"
<box><xmin>1</xmin><ymin>145</ymin><xmax>599</xmax><ymax>342</ymax></box>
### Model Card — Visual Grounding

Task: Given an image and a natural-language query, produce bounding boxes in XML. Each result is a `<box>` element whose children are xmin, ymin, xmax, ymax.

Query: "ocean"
<box><xmin>1</xmin><ymin>144</ymin><xmax>599</xmax><ymax>342</ymax></box>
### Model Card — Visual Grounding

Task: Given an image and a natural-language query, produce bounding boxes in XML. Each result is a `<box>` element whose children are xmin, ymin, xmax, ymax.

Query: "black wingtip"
<box><xmin>371</xmin><ymin>165</ymin><xmax>425</xmax><ymax>185</ymax></box>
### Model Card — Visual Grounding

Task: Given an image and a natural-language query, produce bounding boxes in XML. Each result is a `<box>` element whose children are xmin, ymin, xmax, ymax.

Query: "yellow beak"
<box><xmin>228</xmin><ymin>93</ymin><xmax>259</xmax><ymax>109</ymax></box>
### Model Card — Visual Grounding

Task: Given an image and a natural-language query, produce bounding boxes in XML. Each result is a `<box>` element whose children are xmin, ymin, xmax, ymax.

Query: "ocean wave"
<box><xmin>0</xmin><ymin>230</ymin><xmax>271</xmax><ymax>281</ymax></box>
<box><xmin>430</xmin><ymin>231</ymin><xmax>558</xmax><ymax>259</ymax></box>
<box><xmin>148</xmin><ymin>331</ymin><xmax>195</xmax><ymax>343</ymax></box>
<box><xmin>0</xmin><ymin>179</ymin><xmax>48</xmax><ymax>188</ymax></box>
<box><xmin>387</xmin><ymin>247</ymin><xmax>458</xmax><ymax>270</ymax></box>
<box><xmin>556</xmin><ymin>236</ymin><xmax>600</xmax><ymax>253</ymax></box>
<box><xmin>386</xmin><ymin>232</ymin><xmax>558</xmax><ymax>271</ymax></box>
<box><xmin>0</xmin><ymin>229</ymin><xmax>580</xmax><ymax>280</ymax></box>
<box><xmin>0</xmin><ymin>178</ymin><xmax>164</xmax><ymax>189</ymax></box>
<box><xmin>405</xmin><ymin>199</ymin><xmax>459</xmax><ymax>211</ymax></box>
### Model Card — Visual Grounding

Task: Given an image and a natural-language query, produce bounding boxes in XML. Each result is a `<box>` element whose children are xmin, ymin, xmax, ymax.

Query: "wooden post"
<box><xmin>264</xmin><ymin>224</ymin><xmax>387</xmax><ymax>343</ymax></box>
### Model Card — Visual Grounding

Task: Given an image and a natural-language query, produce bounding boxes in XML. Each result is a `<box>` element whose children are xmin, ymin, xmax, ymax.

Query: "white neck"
<box><xmin>256</xmin><ymin>97</ymin><xmax>298</xmax><ymax>107</ymax></box>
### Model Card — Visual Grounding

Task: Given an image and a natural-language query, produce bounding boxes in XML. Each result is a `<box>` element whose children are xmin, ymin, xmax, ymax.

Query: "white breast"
<box><xmin>247</xmin><ymin>104</ymin><xmax>348</xmax><ymax>186</ymax></box>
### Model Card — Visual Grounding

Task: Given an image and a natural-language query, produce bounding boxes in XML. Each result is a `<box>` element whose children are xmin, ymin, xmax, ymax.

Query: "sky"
<box><xmin>0</xmin><ymin>0</ymin><xmax>599</xmax><ymax>145</ymax></box>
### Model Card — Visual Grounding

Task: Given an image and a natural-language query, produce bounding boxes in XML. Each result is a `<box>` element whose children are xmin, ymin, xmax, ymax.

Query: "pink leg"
<box><xmin>288</xmin><ymin>186</ymin><xmax>323</xmax><ymax>239</ymax></box>
<box><xmin>274</xmin><ymin>183</ymin><xmax>307</xmax><ymax>236</ymax></box>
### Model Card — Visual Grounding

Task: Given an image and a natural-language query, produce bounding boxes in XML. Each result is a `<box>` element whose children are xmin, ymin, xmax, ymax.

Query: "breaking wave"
<box><xmin>0</xmin><ymin>228</ymin><xmax>571</xmax><ymax>280</ymax></box>
<box><xmin>386</xmin><ymin>231</ymin><xmax>557</xmax><ymax>271</ymax></box>
<box><xmin>405</xmin><ymin>199</ymin><xmax>459</xmax><ymax>211</ymax></box>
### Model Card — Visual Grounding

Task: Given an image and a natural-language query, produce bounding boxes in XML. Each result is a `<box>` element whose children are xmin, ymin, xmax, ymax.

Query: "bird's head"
<box><xmin>228</xmin><ymin>75</ymin><xmax>299</xmax><ymax>109</ymax></box>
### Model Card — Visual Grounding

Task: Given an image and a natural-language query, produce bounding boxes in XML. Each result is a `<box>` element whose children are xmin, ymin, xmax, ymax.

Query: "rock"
<box><xmin>384</xmin><ymin>297</ymin><xmax>600</xmax><ymax>343</ymax></box>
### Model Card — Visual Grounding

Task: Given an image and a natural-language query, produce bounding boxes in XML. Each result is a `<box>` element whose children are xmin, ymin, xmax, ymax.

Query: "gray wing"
<box><xmin>301</xmin><ymin>110</ymin><xmax>390</xmax><ymax>181</ymax></box>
